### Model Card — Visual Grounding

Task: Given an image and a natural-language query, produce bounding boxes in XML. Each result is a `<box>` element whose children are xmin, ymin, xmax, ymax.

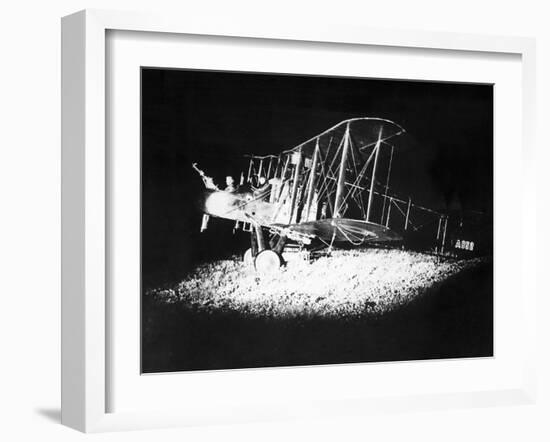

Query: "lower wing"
<box><xmin>280</xmin><ymin>218</ymin><xmax>402</xmax><ymax>245</ymax></box>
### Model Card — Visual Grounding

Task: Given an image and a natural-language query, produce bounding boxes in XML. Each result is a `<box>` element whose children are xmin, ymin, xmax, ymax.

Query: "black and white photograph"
<box><xmin>5</xmin><ymin>1</ymin><xmax>549</xmax><ymax>439</ymax></box>
<box><xmin>141</xmin><ymin>68</ymin><xmax>493</xmax><ymax>373</ymax></box>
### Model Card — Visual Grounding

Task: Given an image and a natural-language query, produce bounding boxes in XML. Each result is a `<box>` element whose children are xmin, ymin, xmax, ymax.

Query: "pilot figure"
<box><xmin>252</xmin><ymin>176</ymin><xmax>267</xmax><ymax>191</ymax></box>
<box><xmin>252</xmin><ymin>176</ymin><xmax>271</xmax><ymax>199</ymax></box>
<box><xmin>225</xmin><ymin>176</ymin><xmax>236</xmax><ymax>193</ymax></box>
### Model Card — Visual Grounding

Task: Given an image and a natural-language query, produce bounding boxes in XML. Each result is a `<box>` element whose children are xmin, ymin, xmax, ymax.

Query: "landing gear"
<box><xmin>254</xmin><ymin>249</ymin><xmax>282</xmax><ymax>274</ymax></box>
<box><xmin>243</xmin><ymin>225</ymin><xmax>286</xmax><ymax>274</ymax></box>
<box><xmin>243</xmin><ymin>248</ymin><xmax>253</xmax><ymax>266</ymax></box>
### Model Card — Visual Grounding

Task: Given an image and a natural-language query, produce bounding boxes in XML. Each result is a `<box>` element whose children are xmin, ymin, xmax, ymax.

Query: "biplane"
<box><xmin>193</xmin><ymin>117</ymin><xmax>452</xmax><ymax>273</ymax></box>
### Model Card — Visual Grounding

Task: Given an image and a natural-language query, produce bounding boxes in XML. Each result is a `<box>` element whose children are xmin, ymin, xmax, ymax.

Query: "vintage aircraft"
<box><xmin>193</xmin><ymin>117</ymin><xmax>451</xmax><ymax>273</ymax></box>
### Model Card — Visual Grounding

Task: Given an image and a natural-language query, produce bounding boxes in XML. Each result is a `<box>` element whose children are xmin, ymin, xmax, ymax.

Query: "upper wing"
<box><xmin>280</xmin><ymin>117</ymin><xmax>405</xmax><ymax>161</ymax></box>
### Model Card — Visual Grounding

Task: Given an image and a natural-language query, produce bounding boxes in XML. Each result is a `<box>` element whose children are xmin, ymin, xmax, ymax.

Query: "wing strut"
<box><xmin>303</xmin><ymin>139</ymin><xmax>320</xmax><ymax>221</ymax></box>
<box><xmin>366</xmin><ymin>128</ymin><xmax>383</xmax><ymax>222</ymax></box>
<box><xmin>333</xmin><ymin>123</ymin><xmax>351</xmax><ymax>218</ymax></box>
<box><xmin>288</xmin><ymin>150</ymin><xmax>303</xmax><ymax>223</ymax></box>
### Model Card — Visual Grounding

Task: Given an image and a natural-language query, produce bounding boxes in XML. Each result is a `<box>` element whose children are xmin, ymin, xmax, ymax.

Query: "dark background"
<box><xmin>141</xmin><ymin>68</ymin><xmax>493</xmax><ymax>288</ymax></box>
<box><xmin>141</xmin><ymin>68</ymin><xmax>494</xmax><ymax>372</ymax></box>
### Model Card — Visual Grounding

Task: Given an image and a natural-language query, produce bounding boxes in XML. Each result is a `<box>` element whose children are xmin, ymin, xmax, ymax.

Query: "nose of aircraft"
<box><xmin>201</xmin><ymin>189</ymin><xmax>244</xmax><ymax>219</ymax></box>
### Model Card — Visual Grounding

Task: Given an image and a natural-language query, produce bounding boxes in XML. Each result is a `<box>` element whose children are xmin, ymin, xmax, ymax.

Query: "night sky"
<box><xmin>141</xmin><ymin>68</ymin><xmax>493</xmax><ymax>287</ymax></box>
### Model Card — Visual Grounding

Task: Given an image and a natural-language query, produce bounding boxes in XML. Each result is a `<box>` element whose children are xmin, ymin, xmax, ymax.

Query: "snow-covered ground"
<box><xmin>147</xmin><ymin>248</ymin><xmax>486</xmax><ymax>319</ymax></box>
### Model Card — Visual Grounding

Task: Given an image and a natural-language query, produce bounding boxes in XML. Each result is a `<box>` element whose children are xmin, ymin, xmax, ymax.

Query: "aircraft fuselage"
<box><xmin>201</xmin><ymin>189</ymin><xmax>278</xmax><ymax>226</ymax></box>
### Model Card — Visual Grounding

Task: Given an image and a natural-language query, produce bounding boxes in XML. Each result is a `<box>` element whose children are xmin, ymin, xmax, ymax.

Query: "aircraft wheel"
<box><xmin>254</xmin><ymin>250</ymin><xmax>282</xmax><ymax>274</ymax></box>
<box><xmin>243</xmin><ymin>248</ymin><xmax>253</xmax><ymax>266</ymax></box>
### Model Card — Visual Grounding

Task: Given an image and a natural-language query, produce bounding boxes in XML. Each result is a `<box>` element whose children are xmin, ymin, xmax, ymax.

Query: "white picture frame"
<box><xmin>61</xmin><ymin>9</ymin><xmax>537</xmax><ymax>433</ymax></box>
